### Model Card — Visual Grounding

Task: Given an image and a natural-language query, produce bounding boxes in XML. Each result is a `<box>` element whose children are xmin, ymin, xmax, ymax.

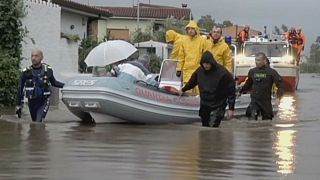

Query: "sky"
<box><xmin>76</xmin><ymin>0</ymin><xmax>320</xmax><ymax>56</ymax></box>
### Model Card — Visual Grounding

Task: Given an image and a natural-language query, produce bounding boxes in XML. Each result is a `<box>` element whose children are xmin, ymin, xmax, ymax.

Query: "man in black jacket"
<box><xmin>239</xmin><ymin>52</ymin><xmax>284</xmax><ymax>120</ymax></box>
<box><xmin>16</xmin><ymin>49</ymin><xmax>64</xmax><ymax>122</ymax></box>
<box><xmin>178</xmin><ymin>51</ymin><xmax>236</xmax><ymax>127</ymax></box>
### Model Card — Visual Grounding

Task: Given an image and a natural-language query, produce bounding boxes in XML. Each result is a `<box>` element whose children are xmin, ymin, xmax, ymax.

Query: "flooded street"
<box><xmin>1</xmin><ymin>74</ymin><xmax>320</xmax><ymax>180</ymax></box>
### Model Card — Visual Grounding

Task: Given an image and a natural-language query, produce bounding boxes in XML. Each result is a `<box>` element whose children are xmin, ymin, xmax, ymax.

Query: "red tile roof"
<box><xmin>98</xmin><ymin>4</ymin><xmax>191</xmax><ymax>19</ymax></box>
<box><xmin>48</xmin><ymin>0</ymin><xmax>112</xmax><ymax>17</ymax></box>
<box><xmin>137</xmin><ymin>3</ymin><xmax>180</xmax><ymax>9</ymax></box>
<box><xmin>222</xmin><ymin>25</ymin><xmax>261</xmax><ymax>38</ymax></box>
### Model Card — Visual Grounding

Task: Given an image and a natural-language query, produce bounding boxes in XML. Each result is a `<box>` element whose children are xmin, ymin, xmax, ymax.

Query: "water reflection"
<box><xmin>197</xmin><ymin>129</ymin><xmax>234</xmax><ymax>179</ymax></box>
<box><xmin>278</xmin><ymin>95</ymin><xmax>297</xmax><ymax>120</ymax></box>
<box><xmin>0</xmin><ymin>121</ymin><xmax>23</xmax><ymax>180</ymax></box>
<box><xmin>26</xmin><ymin>123</ymin><xmax>49</xmax><ymax>152</ymax></box>
<box><xmin>20</xmin><ymin>123</ymin><xmax>50</xmax><ymax>180</ymax></box>
<box><xmin>274</xmin><ymin>129</ymin><xmax>297</xmax><ymax>174</ymax></box>
<box><xmin>275</xmin><ymin>93</ymin><xmax>298</xmax><ymax>175</ymax></box>
<box><xmin>235</xmin><ymin>128</ymin><xmax>278</xmax><ymax>178</ymax></box>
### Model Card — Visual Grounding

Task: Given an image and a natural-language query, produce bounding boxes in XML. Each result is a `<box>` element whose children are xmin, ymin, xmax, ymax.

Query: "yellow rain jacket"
<box><xmin>177</xmin><ymin>21</ymin><xmax>210</xmax><ymax>84</ymax></box>
<box><xmin>166</xmin><ymin>30</ymin><xmax>185</xmax><ymax>60</ymax></box>
<box><xmin>207</xmin><ymin>37</ymin><xmax>233</xmax><ymax>73</ymax></box>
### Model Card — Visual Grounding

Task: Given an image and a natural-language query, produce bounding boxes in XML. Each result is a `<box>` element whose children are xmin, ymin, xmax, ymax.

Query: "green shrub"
<box><xmin>0</xmin><ymin>0</ymin><xmax>26</xmax><ymax>59</ymax></box>
<box><xmin>0</xmin><ymin>52</ymin><xmax>20</xmax><ymax>106</ymax></box>
<box><xmin>78</xmin><ymin>38</ymin><xmax>99</xmax><ymax>73</ymax></box>
<box><xmin>0</xmin><ymin>0</ymin><xmax>25</xmax><ymax>106</ymax></box>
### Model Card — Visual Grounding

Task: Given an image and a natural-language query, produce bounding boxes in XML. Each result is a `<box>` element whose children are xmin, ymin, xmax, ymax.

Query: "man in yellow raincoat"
<box><xmin>165</xmin><ymin>30</ymin><xmax>184</xmax><ymax>60</ymax></box>
<box><xmin>207</xmin><ymin>27</ymin><xmax>233</xmax><ymax>73</ymax></box>
<box><xmin>177</xmin><ymin>21</ymin><xmax>210</xmax><ymax>95</ymax></box>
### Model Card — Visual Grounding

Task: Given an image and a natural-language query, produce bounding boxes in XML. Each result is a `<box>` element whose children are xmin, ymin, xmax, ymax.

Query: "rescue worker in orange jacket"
<box><xmin>285</xmin><ymin>27</ymin><xmax>297</xmax><ymax>43</ymax></box>
<box><xmin>238</xmin><ymin>25</ymin><xmax>250</xmax><ymax>47</ymax></box>
<box><xmin>295</xmin><ymin>27</ymin><xmax>306</xmax><ymax>65</ymax></box>
<box><xmin>165</xmin><ymin>30</ymin><xmax>185</xmax><ymax>60</ymax></box>
<box><xmin>207</xmin><ymin>27</ymin><xmax>233</xmax><ymax>73</ymax></box>
<box><xmin>177</xmin><ymin>20</ymin><xmax>210</xmax><ymax>95</ymax></box>
<box><xmin>285</xmin><ymin>27</ymin><xmax>304</xmax><ymax>65</ymax></box>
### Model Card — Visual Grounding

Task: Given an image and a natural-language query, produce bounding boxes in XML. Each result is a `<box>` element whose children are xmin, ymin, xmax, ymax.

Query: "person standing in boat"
<box><xmin>178</xmin><ymin>51</ymin><xmax>236</xmax><ymax>128</ymax></box>
<box><xmin>165</xmin><ymin>30</ymin><xmax>184</xmax><ymax>60</ymax></box>
<box><xmin>295</xmin><ymin>27</ymin><xmax>306</xmax><ymax>65</ymax></box>
<box><xmin>176</xmin><ymin>20</ymin><xmax>210</xmax><ymax>95</ymax></box>
<box><xmin>238</xmin><ymin>52</ymin><xmax>285</xmax><ymax>120</ymax></box>
<box><xmin>207</xmin><ymin>26</ymin><xmax>233</xmax><ymax>73</ymax></box>
<box><xmin>16</xmin><ymin>49</ymin><xmax>64</xmax><ymax>122</ymax></box>
<box><xmin>237</xmin><ymin>25</ymin><xmax>250</xmax><ymax>48</ymax></box>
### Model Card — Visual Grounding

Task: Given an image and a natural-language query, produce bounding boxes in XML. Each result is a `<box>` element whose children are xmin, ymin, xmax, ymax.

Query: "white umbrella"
<box><xmin>85</xmin><ymin>40</ymin><xmax>137</xmax><ymax>67</ymax></box>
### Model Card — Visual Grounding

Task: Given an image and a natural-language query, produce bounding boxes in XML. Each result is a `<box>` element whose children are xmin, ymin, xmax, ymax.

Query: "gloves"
<box><xmin>176</xmin><ymin>71</ymin><xmax>181</xmax><ymax>77</ymax></box>
<box><xmin>16</xmin><ymin>106</ymin><xmax>22</xmax><ymax>118</ymax></box>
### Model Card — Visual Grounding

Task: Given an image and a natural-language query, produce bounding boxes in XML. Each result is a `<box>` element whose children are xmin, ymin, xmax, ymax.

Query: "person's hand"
<box><xmin>276</xmin><ymin>98</ymin><xmax>281</xmax><ymax>105</ymax></box>
<box><xmin>15</xmin><ymin>106</ymin><xmax>22</xmax><ymax>118</ymax></box>
<box><xmin>228</xmin><ymin>110</ymin><xmax>234</xmax><ymax>120</ymax></box>
<box><xmin>176</xmin><ymin>71</ymin><xmax>181</xmax><ymax>77</ymax></box>
<box><xmin>302</xmin><ymin>46</ymin><xmax>305</xmax><ymax>51</ymax></box>
<box><xmin>177</xmin><ymin>90</ymin><xmax>184</xmax><ymax>96</ymax></box>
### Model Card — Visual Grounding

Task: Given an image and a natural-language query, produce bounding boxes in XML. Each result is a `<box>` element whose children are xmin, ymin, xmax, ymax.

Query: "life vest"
<box><xmin>25</xmin><ymin>64</ymin><xmax>51</xmax><ymax>99</ymax></box>
<box><xmin>288</xmin><ymin>33</ymin><xmax>298</xmax><ymax>45</ymax></box>
<box><xmin>237</xmin><ymin>30</ymin><xmax>249</xmax><ymax>45</ymax></box>
<box><xmin>296</xmin><ymin>36</ymin><xmax>304</xmax><ymax>45</ymax></box>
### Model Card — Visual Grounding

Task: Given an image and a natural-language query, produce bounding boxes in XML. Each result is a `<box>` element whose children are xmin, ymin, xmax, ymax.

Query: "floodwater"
<box><xmin>1</xmin><ymin>74</ymin><xmax>320</xmax><ymax>180</ymax></box>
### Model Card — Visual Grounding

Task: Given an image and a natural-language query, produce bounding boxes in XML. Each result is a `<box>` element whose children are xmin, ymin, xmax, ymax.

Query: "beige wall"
<box><xmin>105</xmin><ymin>19</ymin><xmax>153</xmax><ymax>38</ymax></box>
<box><xmin>97</xmin><ymin>20</ymin><xmax>108</xmax><ymax>41</ymax></box>
<box><xmin>96</xmin><ymin>18</ymin><xmax>162</xmax><ymax>41</ymax></box>
<box><xmin>108</xmin><ymin>29</ymin><xmax>130</xmax><ymax>40</ymax></box>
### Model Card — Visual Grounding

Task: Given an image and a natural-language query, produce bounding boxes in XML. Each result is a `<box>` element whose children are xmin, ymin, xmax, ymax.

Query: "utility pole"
<box><xmin>137</xmin><ymin>0</ymin><xmax>140</xmax><ymax>30</ymax></box>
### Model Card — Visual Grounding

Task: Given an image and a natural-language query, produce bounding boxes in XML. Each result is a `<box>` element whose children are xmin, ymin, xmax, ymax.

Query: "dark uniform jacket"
<box><xmin>16</xmin><ymin>64</ymin><xmax>64</xmax><ymax>106</ymax></box>
<box><xmin>182</xmin><ymin>52</ymin><xmax>236</xmax><ymax>110</ymax></box>
<box><xmin>240</xmin><ymin>65</ymin><xmax>284</xmax><ymax>101</ymax></box>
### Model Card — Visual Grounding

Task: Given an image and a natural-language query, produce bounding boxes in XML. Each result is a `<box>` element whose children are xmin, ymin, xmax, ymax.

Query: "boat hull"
<box><xmin>62</xmin><ymin>76</ymin><xmax>259</xmax><ymax>124</ymax></box>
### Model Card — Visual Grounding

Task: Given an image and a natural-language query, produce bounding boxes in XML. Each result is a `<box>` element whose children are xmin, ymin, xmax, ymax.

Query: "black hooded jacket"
<box><xmin>182</xmin><ymin>51</ymin><xmax>236</xmax><ymax>110</ymax></box>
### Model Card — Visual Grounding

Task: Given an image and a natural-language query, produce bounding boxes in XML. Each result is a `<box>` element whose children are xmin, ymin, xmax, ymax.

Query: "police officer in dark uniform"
<box><xmin>16</xmin><ymin>49</ymin><xmax>64</xmax><ymax>122</ymax></box>
<box><xmin>239</xmin><ymin>52</ymin><xmax>284</xmax><ymax>120</ymax></box>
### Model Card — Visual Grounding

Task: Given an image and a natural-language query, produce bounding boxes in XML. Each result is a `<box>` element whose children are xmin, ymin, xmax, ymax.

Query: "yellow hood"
<box><xmin>185</xmin><ymin>20</ymin><xmax>200</xmax><ymax>34</ymax></box>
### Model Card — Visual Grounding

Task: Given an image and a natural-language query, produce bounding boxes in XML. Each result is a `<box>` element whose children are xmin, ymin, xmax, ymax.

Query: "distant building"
<box><xmin>134</xmin><ymin>40</ymin><xmax>173</xmax><ymax>60</ymax></box>
<box><xmin>221</xmin><ymin>25</ymin><xmax>261</xmax><ymax>40</ymax></box>
<box><xmin>97</xmin><ymin>3</ymin><xmax>192</xmax><ymax>41</ymax></box>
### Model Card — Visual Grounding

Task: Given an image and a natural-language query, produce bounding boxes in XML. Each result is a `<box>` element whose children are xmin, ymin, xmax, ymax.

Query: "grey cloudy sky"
<box><xmin>76</xmin><ymin>0</ymin><xmax>319</xmax><ymax>55</ymax></box>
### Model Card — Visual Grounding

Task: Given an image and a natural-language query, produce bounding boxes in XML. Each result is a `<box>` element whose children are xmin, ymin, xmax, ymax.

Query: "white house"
<box><xmin>21</xmin><ymin>0</ymin><xmax>111</xmax><ymax>104</ymax></box>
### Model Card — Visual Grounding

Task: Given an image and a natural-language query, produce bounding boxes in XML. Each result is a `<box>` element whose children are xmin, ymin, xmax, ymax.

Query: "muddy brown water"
<box><xmin>1</xmin><ymin>74</ymin><xmax>320</xmax><ymax>180</ymax></box>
